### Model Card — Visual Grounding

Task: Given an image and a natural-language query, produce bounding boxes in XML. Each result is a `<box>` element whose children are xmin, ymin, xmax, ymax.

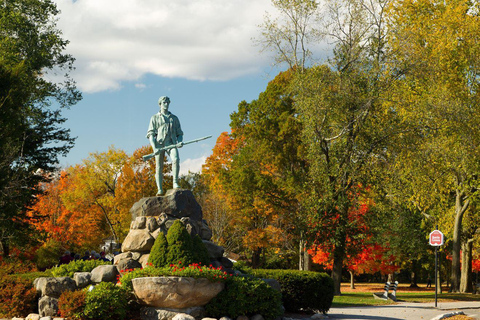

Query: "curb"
<box><xmin>430</xmin><ymin>311</ymin><xmax>465</xmax><ymax>320</ymax></box>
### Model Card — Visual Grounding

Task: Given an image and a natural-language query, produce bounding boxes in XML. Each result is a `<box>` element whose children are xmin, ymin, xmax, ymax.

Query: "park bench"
<box><xmin>373</xmin><ymin>281</ymin><xmax>398</xmax><ymax>301</ymax></box>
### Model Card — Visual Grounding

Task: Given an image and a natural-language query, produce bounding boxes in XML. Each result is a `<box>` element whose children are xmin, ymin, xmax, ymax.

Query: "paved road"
<box><xmin>325</xmin><ymin>301</ymin><xmax>480</xmax><ymax>320</ymax></box>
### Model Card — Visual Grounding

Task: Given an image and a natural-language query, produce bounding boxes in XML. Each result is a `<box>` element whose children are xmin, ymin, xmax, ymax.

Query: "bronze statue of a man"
<box><xmin>146</xmin><ymin>96</ymin><xmax>183</xmax><ymax>195</ymax></box>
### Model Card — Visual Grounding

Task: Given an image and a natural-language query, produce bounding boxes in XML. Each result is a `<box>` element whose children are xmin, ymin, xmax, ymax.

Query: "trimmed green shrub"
<box><xmin>0</xmin><ymin>273</ymin><xmax>37</xmax><ymax>318</ymax></box>
<box><xmin>148</xmin><ymin>232</ymin><xmax>168</xmax><ymax>268</ymax></box>
<box><xmin>50</xmin><ymin>259</ymin><xmax>111</xmax><ymax>278</ymax></box>
<box><xmin>148</xmin><ymin>221</ymin><xmax>211</xmax><ymax>268</ymax></box>
<box><xmin>244</xmin><ymin>269</ymin><xmax>334</xmax><ymax>313</ymax></box>
<box><xmin>58</xmin><ymin>290</ymin><xmax>87</xmax><ymax>320</ymax></box>
<box><xmin>192</xmin><ymin>234</ymin><xmax>210</xmax><ymax>266</ymax></box>
<box><xmin>84</xmin><ymin>282</ymin><xmax>129</xmax><ymax>320</ymax></box>
<box><xmin>205</xmin><ymin>275</ymin><xmax>283</xmax><ymax>320</ymax></box>
<box><xmin>166</xmin><ymin>220</ymin><xmax>195</xmax><ymax>266</ymax></box>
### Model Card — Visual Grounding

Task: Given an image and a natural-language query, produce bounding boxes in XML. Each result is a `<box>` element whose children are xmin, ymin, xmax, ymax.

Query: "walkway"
<box><xmin>326</xmin><ymin>301</ymin><xmax>480</xmax><ymax>320</ymax></box>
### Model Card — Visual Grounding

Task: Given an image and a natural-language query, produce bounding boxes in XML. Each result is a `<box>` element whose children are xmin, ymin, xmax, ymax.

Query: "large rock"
<box><xmin>122</xmin><ymin>229</ymin><xmax>155</xmax><ymax>252</ymax></box>
<box><xmin>114</xmin><ymin>252</ymin><xmax>133</xmax><ymax>265</ymax></box>
<box><xmin>38</xmin><ymin>296</ymin><xmax>58</xmax><ymax>317</ymax></box>
<box><xmin>73</xmin><ymin>272</ymin><xmax>91</xmax><ymax>289</ymax></box>
<box><xmin>172</xmin><ymin>314</ymin><xmax>195</xmax><ymax>320</ymax></box>
<box><xmin>91</xmin><ymin>265</ymin><xmax>119</xmax><ymax>283</ymax></box>
<box><xmin>202</xmin><ymin>241</ymin><xmax>224</xmax><ymax>260</ymax></box>
<box><xmin>130</xmin><ymin>189</ymin><xmax>202</xmax><ymax>221</ymax></box>
<box><xmin>132</xmin><ymin>276</ymin><xmax>224</xmax><ymax>309</ymax></box>
<box><xmin>34</xmin><ymin>277</ymin><xmax>76</xmax><ymax>298</ymax></box>
<box><xmin>117</xmin><ymin>257</ymin><xmax>143</xmax><ymax>273</ymax></box>
<box><xmin>139</xmin><ymin>254</ymin><xmax>151</xmax><ymax>268</ymax></box>
<box><xmin>140</xmin><ymin>306</ymin><xmax>205</xmax><ymax>320</ymax></box>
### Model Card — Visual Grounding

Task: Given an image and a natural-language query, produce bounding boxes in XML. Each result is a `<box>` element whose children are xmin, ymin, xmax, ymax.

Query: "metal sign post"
<box><xmin>429</xmin><ymin>226</ymin><xmax>444</xmax><ymax>308</ymax></box>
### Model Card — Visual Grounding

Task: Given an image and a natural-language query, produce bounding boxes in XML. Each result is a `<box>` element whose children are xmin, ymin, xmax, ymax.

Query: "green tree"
<box><xmin>166</xmin><ymin>220</ymin><xmax>195</xmax><ymax>266</ymax></box>
<box><xmin>148</xmin><ymin>232</ymin><xmax>168</xmax><ymax>268</ymax></box>
<box><xmin>219</xmin><ymin>69</ymin><xmax>307</xmax><ymax>268</ymax></box>
<box><xmin>255</xmin><ymin>0</ymin><xmax>322</xmax><ymax>70</ymax></box>
<box><xmin>386</xmin><ymin>0</ymin><xmax>480</xmax><ymax>292</ymax></box>
<box><xmin>0</xmin><ymin>0</ymin><xmax>81</xmax><ymax>257</ymax></box>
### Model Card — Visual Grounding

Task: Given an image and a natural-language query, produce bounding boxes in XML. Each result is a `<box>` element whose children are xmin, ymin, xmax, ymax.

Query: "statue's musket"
<box><xmin>142</xmin><ymin>135</ymin><xmax>212</xmax><ymax>162</ymax></box>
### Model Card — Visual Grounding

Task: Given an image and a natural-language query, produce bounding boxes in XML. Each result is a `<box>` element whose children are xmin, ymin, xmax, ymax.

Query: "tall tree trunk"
<box><xmin>97</xmin><ymin>202</ymin><xmax>118</xmax><ymax>242</ymax></box>
<box><xmin>349</xmin><ymin>270</ymin><xmax>355</xmax><ymax>289</ymax></box>
<box><xmin>450</xmin><ymin>189</ymin><xmax>469</xmax><ymax>292</ymax></box>
<box><xmin>332</xmin><ymin>228</ymin><xmax>346</xmax><ymax>296</ymax></box>
<box><xmin>410</xmin><ymin>260</ymin><xmax>419</xmax><ymax>287</ymax></box>
<box><xmin>460</xmin><ymin>239</ymin><xmax>474</xmax><ymax>293</ymax></box>
<box><xmin>299</xmin><ymin>235</ymin><xmax>312</xmax><ymax>271</ymax></box>
<box><xmin>251</xmin><ymin>248</ymin><xmax>261</xmax><ymax>268</ymax></box>
<box><xmin>0</xmin><ymin>239</ymin><xmax>9</xmax><ymax>258</ymax></box>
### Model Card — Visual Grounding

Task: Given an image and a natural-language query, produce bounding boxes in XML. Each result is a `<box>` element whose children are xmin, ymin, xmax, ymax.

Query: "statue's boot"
<box><xmin>173</xmin><ymin>157</ymin><xmax>180</xmax><ymax>189</ymax></box>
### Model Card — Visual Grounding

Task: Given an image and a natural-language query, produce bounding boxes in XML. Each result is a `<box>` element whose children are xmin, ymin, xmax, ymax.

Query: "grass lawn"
<box><xmin>332</xmin><ymin>283</ymin><xmax>480</xmax><ymax>307</ymax></box>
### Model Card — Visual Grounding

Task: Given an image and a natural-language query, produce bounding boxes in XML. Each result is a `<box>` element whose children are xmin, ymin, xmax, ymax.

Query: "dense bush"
<box><xmin>0</xmin><ymin>273</ymin><xmax>37</xmax><ymax>318</ymax></box>
<box><xmin>0</xmin><ymin>256</ymin><xmax>37</xmax><ymax>275</ymax></box>
<box><xmin>148</xmin><ymin>220</ymin><xmax>210</xmax><ymax>268</ymax></box>
<box><xmin>83</xmin><ymin>282</ymin><xmax>129</xmax><ymax>320</ymax></box>
<box><xmin>244</xmin><ymin>268</ymin><xmax>334</xmax><ymax>313</ymax></box>
<box><xmin>58</xmin><ymin>290</ymin><xmax>87</xmax><ymax>320</ymax></box>
<box><xmin>205</xmin><ymin>275</ymin><xmax>283</xmax><ymax>320</ymax></box>
<box><xmin>148</xmin><ymin>232</ymin><xmax>168</xmax><ymax>268</ymax></box>
<box><xmin>34</xmin><ymin>239</ymin><xmax>64</xmax><ymax>270</ymax></box>
<box><xmin>192</xmin><ymin>234</ymin><xmax>210</xmax><ymax>265</ymax></box>
<box><xmin>50</xmin><ymin>259</ymin><xmax>111</xmax><ymax>277</ymax></box>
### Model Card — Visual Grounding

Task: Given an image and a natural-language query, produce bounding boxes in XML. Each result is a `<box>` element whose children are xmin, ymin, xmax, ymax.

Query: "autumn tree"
<box><xmin>307</xmin><ymin>197</ymin><xmax>398</xmax><ymax>288</ymax></box>
<box><xmin>201</xmin><ymin>132</ymin><xmax>246</xmax><ymax>255</ymax></box>
<box><xmin>115</xmin><ymin>146</ymin><xmax>160</xmax><ymax>239</ymax></box>
<box><xmin>386</xmin><ymin>0</ymin><xmax>480</xmax><ymax>292</ymax></box>
<box><xmin>29</xmin><ymin>171</ymin><xmax>106</xmax><ymax>250</ymax></box>
<box><xmin>257</xmin><ymin>0</ymin><xmax>412</xmax><ymax>293</ymax></box>
<box><xmin>0</xmin><ymin>0</ymin><xmax>81</xmax><ymax>257</ymax></box>
<box><xmin>29</xmin><ymin>146</ymin><xmax>163</xmax><ymax>251</ymax></box>
<box><xmin>204</xmin><ymin>70</ymin><xmax>307</xmax><ymax>268</ymax></box>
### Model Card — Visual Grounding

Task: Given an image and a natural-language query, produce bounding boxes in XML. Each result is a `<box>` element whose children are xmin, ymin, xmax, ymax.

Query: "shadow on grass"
<box><xmin>332</xmin><ymin>292</ymin><xmax>480</xmax><ymax>308</ymax></box>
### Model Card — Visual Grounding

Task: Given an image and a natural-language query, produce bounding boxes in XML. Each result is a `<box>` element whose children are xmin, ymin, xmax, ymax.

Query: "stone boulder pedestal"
<box><xmin>132</xmin><ymin>276</ymin><xmax>224</xmax><ymax>309</ymax></box>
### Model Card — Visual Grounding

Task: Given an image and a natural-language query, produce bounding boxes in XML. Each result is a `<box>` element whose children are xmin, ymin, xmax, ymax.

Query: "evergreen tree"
<box><xmin>192</xmin><ymin>234</ymin><xmax>211</xmax><ymax>266</ymax></box>
<box><xmin>148</xmin><ymin>232</ymin><xmax>168</xmax><ymax>268</ymax></box>
<box><xmin>0</xmin><ymin>0</ymin><xmax>81</xmax><ymax>256</ymax></box>
<box><xmin>166</xmin><ymin>220</ymin><xmax>195</xmax><ymax>266</ymax></box>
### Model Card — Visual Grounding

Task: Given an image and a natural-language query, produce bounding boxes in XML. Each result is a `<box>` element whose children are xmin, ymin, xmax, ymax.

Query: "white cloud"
<box><xmin>54</xmin><ymin>0</ymin><xmax>274</xmax><ymax>92</ymax></box>
<box><xmin>135</xmin><ymin>83</ymin><xmax>147</xmax><ymax>90</ymax></box>
<box><xmin>180</xmin><ymin>156</ymin><xmax>207</xmax><ymax>176</ymax></box>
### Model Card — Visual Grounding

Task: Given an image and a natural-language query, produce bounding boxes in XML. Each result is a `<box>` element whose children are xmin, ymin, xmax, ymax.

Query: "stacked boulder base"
<box><xmin>32</xmin><ymin>265</ymin><xmax>118</xmax><ymax>317</ymax></box>
<box><xmin>116</xmin><ymin>189</ymin><xmax>233</xmax><ymax>271</ymax></box>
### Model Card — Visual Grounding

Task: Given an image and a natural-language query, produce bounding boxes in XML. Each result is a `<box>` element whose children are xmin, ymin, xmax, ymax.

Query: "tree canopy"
<box><xmin>0</xmin><ymin>0</ymin><xmax>81</xmax><ymax>256</ymax></box>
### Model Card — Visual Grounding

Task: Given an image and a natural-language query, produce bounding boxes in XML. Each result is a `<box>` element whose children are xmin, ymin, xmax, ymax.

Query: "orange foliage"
<box><xmin>202</xmin><ymin>131</ymin><xmax>243</xmax><ymax>193</ymax></box>
<box><xmin>28</xmin><ymin>171</ymin><xmax>105</xmax><ymax>249</ymax></box>
<box><xmin>28</xmin><ymin>146</ymin><xmax>160</xmax><ymax>251</ymax></box>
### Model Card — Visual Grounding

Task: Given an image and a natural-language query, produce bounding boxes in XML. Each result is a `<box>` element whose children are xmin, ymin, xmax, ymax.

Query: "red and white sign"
<box><xmin>429</xmin><ymin>230</ymin><xmax>444</xmax><ymax>246</ymax></box>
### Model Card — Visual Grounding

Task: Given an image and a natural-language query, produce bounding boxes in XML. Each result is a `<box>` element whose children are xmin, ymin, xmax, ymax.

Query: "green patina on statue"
<box><xmin>146</xmin><ymin>96</ymin><xmax>184</xmax><ymax>195</ymax></box>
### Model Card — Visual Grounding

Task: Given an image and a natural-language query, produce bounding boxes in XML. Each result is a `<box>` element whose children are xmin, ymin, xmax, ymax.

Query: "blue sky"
<box><xmin>53</xmin><ymin>0</ymin><xmax>284</xmax><ymax>174</ymax></box>
<box><xmin>52</xmin><ymin>0</ymin><xmax>330</xmax><ymax>174</ymax></box>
